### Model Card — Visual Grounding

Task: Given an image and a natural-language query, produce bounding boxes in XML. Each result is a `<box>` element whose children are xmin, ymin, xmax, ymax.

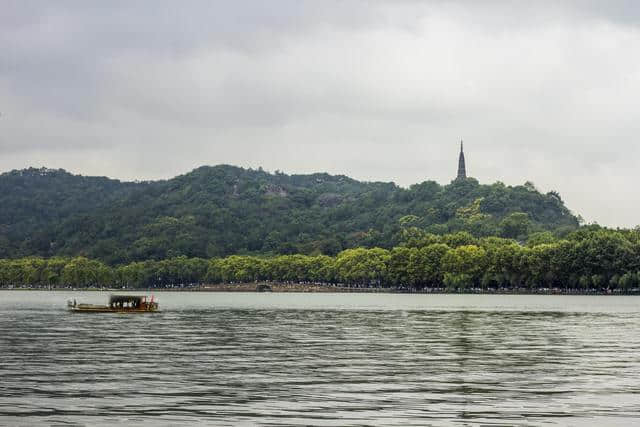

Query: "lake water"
<box><xmin>1</xmin><ymin>292</ymin><xmax>640</xmax><ymax>426</ymax></box>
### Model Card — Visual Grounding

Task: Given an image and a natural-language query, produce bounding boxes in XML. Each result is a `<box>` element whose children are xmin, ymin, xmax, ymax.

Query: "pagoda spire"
<box><xmin>456</xmin><ymin>140</ymin><xmax>466</xmax><ymax>180</ymax></box>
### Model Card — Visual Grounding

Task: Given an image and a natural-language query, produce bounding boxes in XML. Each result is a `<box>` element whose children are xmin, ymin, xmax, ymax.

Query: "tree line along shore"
<box><xmin>2</xmin><ymin>228</ymin><xmax>640</xmax><ymax>294</ymax></box>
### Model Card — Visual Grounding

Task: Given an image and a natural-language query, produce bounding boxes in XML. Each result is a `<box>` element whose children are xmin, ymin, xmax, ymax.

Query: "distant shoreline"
<box><xmin>2</xmin><ymin>283</ymin><xmax>639</xmax><ymax>296</ymax></box>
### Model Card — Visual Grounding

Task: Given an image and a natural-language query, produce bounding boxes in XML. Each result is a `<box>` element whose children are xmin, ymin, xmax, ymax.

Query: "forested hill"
<box><xmin>0</xmin><ymin>165</ymin><xmax>579</xmax><ymax>264</ymax></box>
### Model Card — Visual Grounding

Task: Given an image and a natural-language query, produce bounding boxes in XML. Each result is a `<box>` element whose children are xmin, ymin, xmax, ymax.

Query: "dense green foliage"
<box><xmin>0</xmin><ymin>166</ymin><xmax>578</xmax><ymax>263</ymax></box>
<box><xmin>3</xmin><ymin>228</ymin><xmax>640</xmax><ymax>292</ymax></box>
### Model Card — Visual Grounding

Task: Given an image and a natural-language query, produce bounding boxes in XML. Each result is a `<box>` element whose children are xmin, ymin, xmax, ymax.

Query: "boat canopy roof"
<box><xmin>109</xmin><ymin>295</ymin><xmax>147</xmax><ymax>304</ymax></box>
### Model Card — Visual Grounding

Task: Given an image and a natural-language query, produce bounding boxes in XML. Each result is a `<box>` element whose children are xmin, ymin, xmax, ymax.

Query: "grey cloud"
<box><xmin>1</xmin><ymin>1</ymin><xmax>640</xmax><ymax>226</ymax></box>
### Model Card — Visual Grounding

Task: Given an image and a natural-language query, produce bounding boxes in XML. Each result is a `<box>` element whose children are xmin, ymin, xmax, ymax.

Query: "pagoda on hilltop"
<box><xmin>456</xmin><ymin>140</ymin><xmax>466</xmax><ymax>180</ymax></box>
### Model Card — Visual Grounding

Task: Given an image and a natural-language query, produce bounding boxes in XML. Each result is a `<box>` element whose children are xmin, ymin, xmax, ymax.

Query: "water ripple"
<box><xmin>1</xmin><ymin>292</ymin><xmax>640</xmax><ymax>425</ymax></box>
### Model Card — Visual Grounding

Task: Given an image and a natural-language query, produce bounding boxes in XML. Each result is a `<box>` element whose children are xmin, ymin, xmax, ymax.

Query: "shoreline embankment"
<box><xmin>2</xmin><ymin>282</ymin><xmax>640</xmax><ymax>295</ymax></box>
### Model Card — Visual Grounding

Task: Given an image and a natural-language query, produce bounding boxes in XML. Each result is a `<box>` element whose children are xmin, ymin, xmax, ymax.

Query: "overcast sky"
<box><xmin>1</xmin><ymin>1</ymin><xmax>639</xmax><ymax>226</ymax></box>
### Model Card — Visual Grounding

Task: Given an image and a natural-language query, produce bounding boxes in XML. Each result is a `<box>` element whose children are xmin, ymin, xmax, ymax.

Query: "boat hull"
<box><xmin>69</xmin><ymin>307</ymin><xmax>159</xmax><ymax>313</ymax></box>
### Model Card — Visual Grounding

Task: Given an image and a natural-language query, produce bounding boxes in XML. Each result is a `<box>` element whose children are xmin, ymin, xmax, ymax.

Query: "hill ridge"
<box><xmin>0</xmin><ymin>164</ymin><xmax>579</xmax><ymax>263</ymax></box>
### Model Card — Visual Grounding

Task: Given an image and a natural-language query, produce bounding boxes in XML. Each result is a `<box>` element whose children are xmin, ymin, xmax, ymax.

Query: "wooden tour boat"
<box><xmin>68</xmin><ymin>295</ymin><xmax>159</xmax><ymax>313</ymax></box>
